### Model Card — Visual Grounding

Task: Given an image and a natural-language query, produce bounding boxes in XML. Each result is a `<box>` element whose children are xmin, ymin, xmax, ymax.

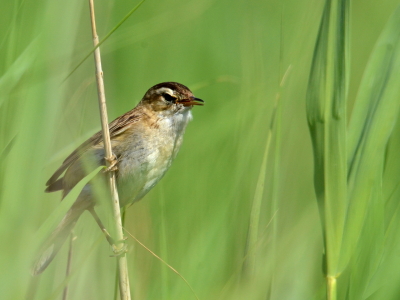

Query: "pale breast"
<box><xmin>116</xmin><ymin>109</ymin><xmax>192</xmax><ymax>206</ymax></box>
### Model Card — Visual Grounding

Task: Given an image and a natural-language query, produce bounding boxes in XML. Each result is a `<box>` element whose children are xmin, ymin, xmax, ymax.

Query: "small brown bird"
<box><xmin>32</xmin><ymin>82</ymin><xmax>204</xmax><ymax>275</ymax></box>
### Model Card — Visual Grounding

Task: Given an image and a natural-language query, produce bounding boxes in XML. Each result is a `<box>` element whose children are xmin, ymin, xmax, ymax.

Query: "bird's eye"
<box><xmin>163</xmin><ymin>93</ymin><xmax>176</xmax><ymax>102</ymax></box>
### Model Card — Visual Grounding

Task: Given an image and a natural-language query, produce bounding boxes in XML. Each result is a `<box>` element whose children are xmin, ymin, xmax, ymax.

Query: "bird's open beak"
<box><xmin>178</xmin><ymin>96</ymin><xmax>204</xmax><ymax>107</ymax></box>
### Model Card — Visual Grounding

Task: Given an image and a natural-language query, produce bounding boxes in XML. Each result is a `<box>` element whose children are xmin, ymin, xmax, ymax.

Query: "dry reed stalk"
<box><xmin>88</xmin><ymin>0</ymin><xmax>132</xmax><ymax>299</ymax></box>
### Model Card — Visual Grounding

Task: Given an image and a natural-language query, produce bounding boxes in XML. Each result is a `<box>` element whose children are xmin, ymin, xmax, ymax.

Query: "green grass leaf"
<box><xmin>306</xmin><ymin>0</ymin><xmax>350</xmax><ymax>279</ymax></box>
<box><xmin>341</xmin><ymin>2</ymin><xmax>400</xmax><ymax>276</ymax></box>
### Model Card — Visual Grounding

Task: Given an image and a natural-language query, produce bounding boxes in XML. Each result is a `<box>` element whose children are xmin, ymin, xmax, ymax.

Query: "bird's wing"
<box><xmin>45</xmin><ymin>109</ymin><xmax>142</xmax><ymax>191</ymax></box>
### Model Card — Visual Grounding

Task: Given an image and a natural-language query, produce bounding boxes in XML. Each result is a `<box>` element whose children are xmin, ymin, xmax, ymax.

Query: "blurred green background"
<box><xmin>1</xmin><ymin>0</ymin><xmax>400</xmax><ymax>299</ymax></box>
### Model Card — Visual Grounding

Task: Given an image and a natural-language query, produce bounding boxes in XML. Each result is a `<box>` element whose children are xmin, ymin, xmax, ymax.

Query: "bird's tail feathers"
<box><xmin>32</xmin><ymin>206</ymin><xmax>84</xmax><ymax>276</ymax></box>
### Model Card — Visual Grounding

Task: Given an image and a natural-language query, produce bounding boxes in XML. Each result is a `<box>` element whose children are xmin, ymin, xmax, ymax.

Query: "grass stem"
<box><xmin>62</xmin><ymin>233</ymin><xmax>75</xmax><ymax>300</ymax></box>
<box><xmin>88</xmin><ymin>0</ymin><xmax>131</xmax><ymax>299</ymax></box>
<box><xmin>327</xmin><ymin>276</ymin><xmax>337</xmax><ymax>300</ymax></box>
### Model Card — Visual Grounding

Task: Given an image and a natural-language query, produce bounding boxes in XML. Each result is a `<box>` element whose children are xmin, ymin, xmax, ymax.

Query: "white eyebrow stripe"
<box><xmin>155</xmin><ymin>87</ymin><xmax>175</xmax><ymax>96</ymax></box>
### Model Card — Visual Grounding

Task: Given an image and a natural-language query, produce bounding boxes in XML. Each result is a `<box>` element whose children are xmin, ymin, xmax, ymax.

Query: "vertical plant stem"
<box><xmin>246</xmin><ymin>116</ymin><xmax>273</xmax><ymax>275</ymax></box>
<box><xmin>88</xmin><ymin>1</ymin><xmax>132</xmax><ymax>299</ymax></box>
<box><xmin>246</xmin><ymin>67</ymin><xmax>290</xmax><ymax>276</ymax></box>
<box><xmin>62</xmin><ymin>233</ymin><xmax>75</xmax><ymax>300</ymax></box>
<box><xmin>158</xmin><ymin>184</ymin><xmax>170</xmax><ymax>300</ymax></box>
<box><xmin>327</xmin><ymin>276</ymin><xmax>337</xmax><ymax>300</ymax></box>
<box><xmin>269</xmin><ymin>65</ymin><xmax>291</xmax><ymax>297</ymax></box>
<box><xmin>114</xmin><ymin>210</ymin><xmax>127</xmax><ymax>300</ymax></box>
<box><xmin>306</xmin><ymin>0</ymin><xmax>349</xmax><ymax>298</ymax></box>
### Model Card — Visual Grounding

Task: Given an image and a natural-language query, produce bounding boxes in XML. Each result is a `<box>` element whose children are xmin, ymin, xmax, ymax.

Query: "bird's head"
<box><xmin>140</xmin><ymin>82</ymin><xmax>204</xmax><ymax>115</ymax></box>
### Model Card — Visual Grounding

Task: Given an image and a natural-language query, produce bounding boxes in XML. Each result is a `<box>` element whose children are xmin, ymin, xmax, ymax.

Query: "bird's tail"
<box><xmin>32</xmin><ymin>202</ymin><xmax>87</xmax><ymax>276</ymax></box>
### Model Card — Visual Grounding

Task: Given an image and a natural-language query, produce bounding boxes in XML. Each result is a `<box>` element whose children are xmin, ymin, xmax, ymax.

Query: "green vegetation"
<box><xmin>1</xmin><ymin>0</ymin><xmax>400</xmax><ymax>299</ymax></box>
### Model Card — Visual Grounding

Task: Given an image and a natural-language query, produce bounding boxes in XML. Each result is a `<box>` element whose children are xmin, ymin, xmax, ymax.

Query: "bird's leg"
<box><xmin>88</xmin><ymin>208</ymin><xmax>127</xmax><ymax>256</ymax></box>
<box><xmin>103</xmin><ymin>153</ymin><xmax>119</xmax><ymax>172</ymax></box>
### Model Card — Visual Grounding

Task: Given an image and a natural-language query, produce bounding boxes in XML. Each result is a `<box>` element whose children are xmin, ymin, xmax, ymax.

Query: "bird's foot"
<box><xmin>110</xmin><ymin>237</ymin><xmax>128</xmax><ymax>257</ymax></box>
<box><xmin>103</xmin><ymin>154</ymin><xmax>118</xmax><ymax>172</ymax></box>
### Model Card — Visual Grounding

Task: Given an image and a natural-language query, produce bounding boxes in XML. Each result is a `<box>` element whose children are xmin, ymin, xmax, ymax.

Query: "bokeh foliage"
<box><xmin>1</xmin><ymin>0</ymin><xmax>400</xmax><ymax>299</ymax></box>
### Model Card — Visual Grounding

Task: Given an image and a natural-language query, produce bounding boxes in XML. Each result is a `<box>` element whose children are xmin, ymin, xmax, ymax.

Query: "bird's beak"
<box><xmin>178</xmin><ymin>96</ymin><xmax>204</xmax><ymax>107</ymax></box>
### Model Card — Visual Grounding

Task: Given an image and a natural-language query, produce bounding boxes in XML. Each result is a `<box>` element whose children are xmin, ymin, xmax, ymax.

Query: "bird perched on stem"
<box><xmin>32</xmin><ymin>82</ymin><xmax>204</xmax><ymax>275</ymax></box>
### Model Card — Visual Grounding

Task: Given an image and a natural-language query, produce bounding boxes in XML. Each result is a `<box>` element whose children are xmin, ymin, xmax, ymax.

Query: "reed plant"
<box><xmin>306</xmin><ymin>1</ymin><xmax>400</xmax><ymax>299</ymax></box>
<box><xmin>1</xmin><ymin>0</ymin><xmax>400</xmax><ymax>299</ymax></box>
